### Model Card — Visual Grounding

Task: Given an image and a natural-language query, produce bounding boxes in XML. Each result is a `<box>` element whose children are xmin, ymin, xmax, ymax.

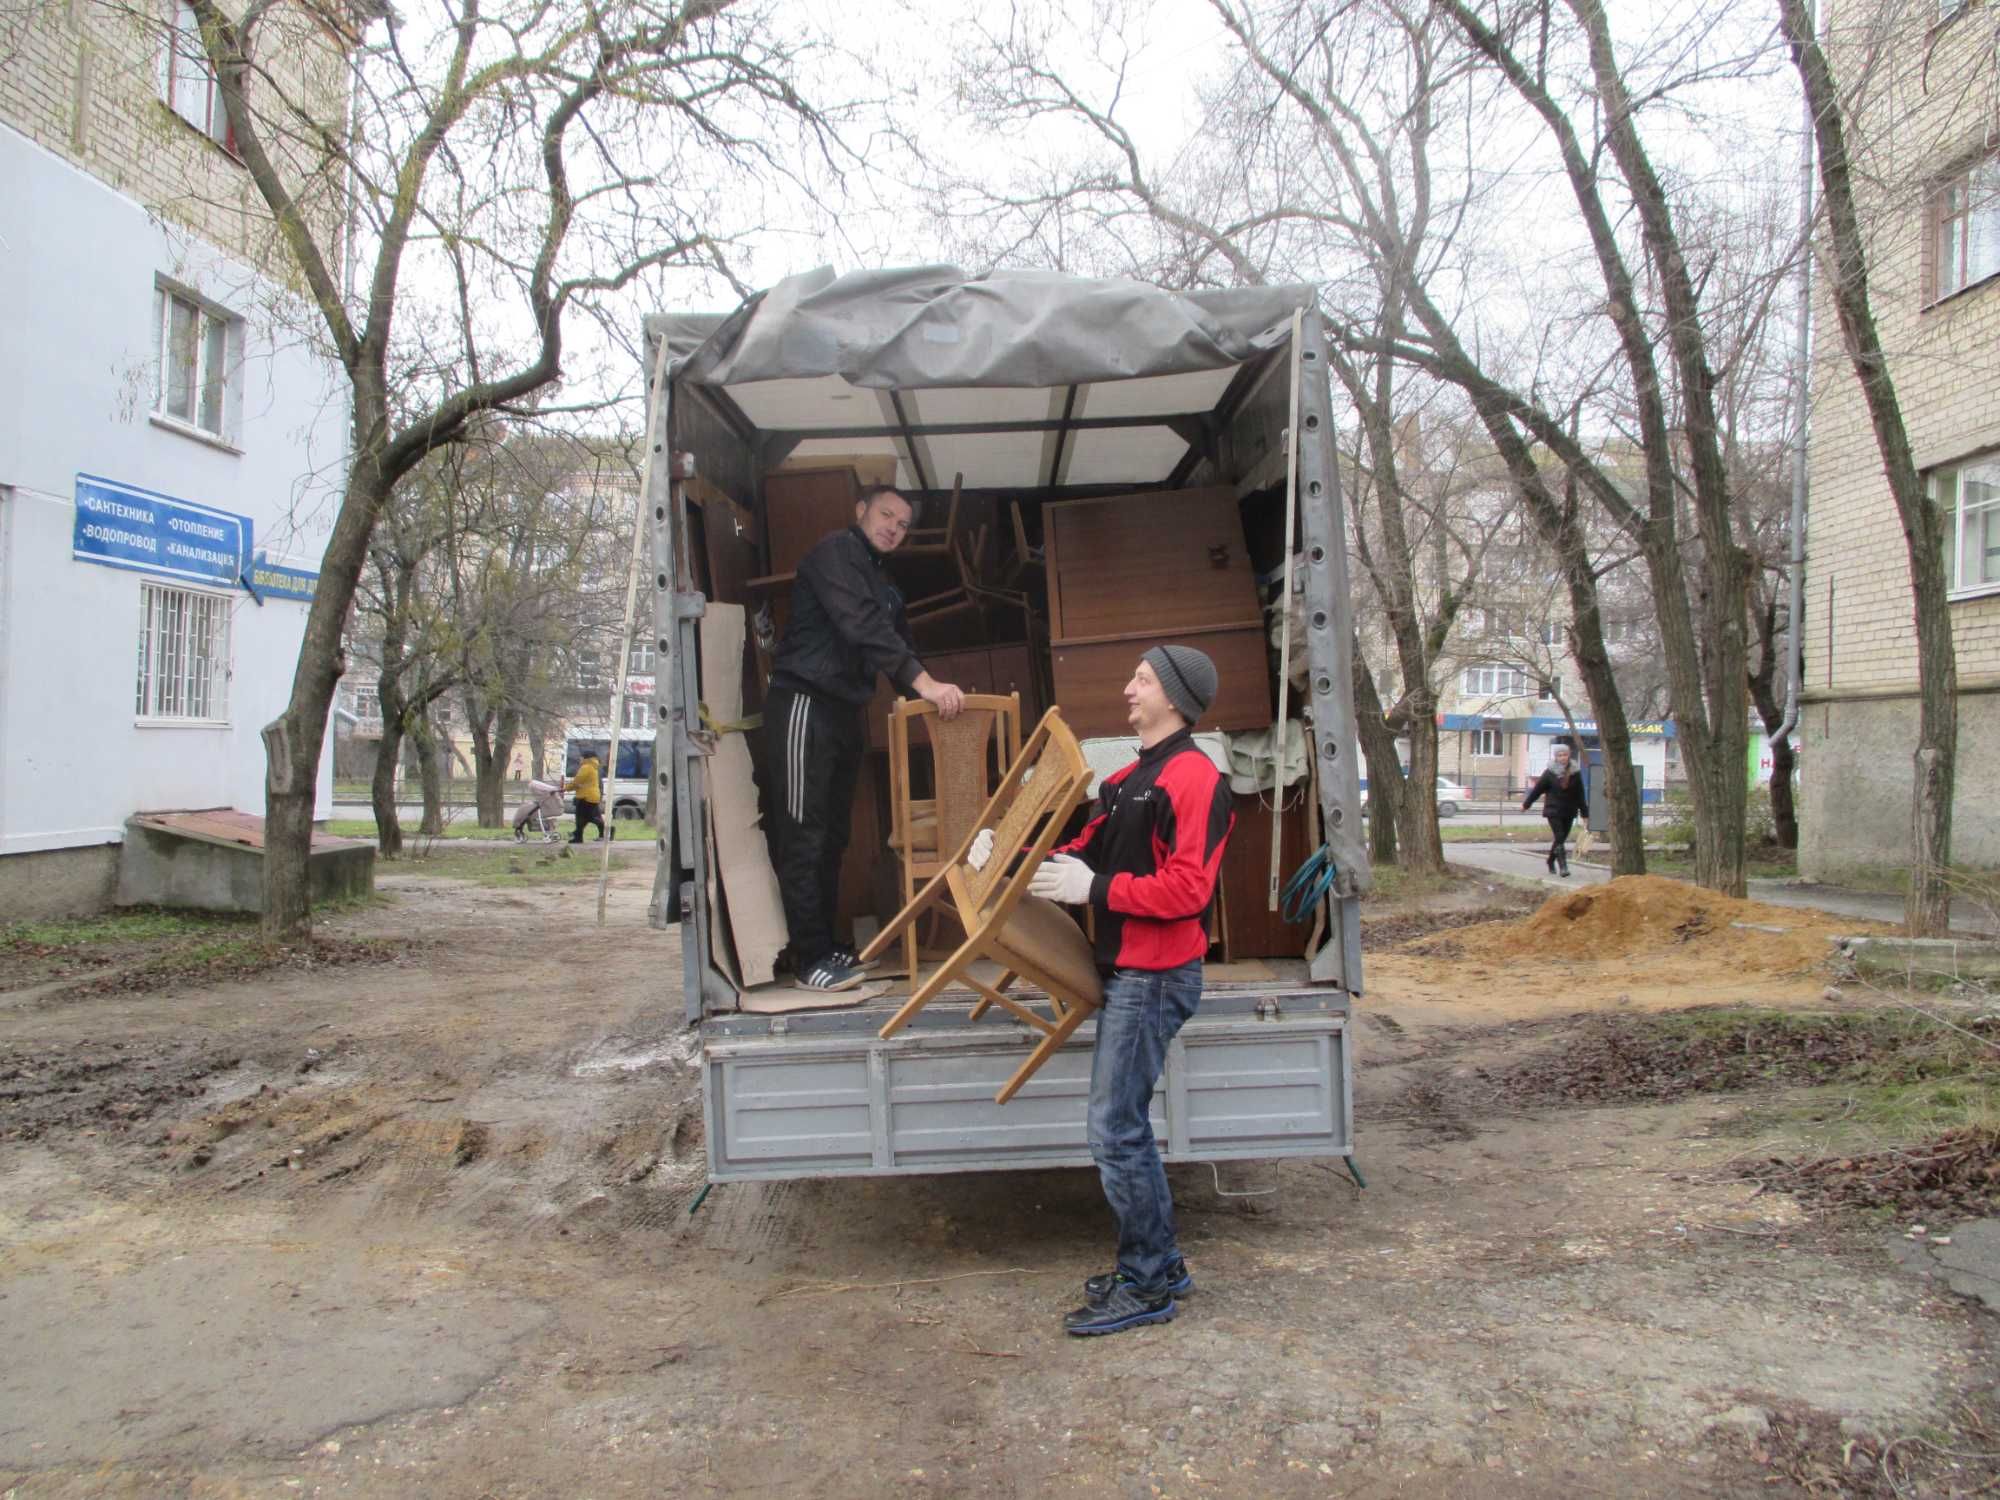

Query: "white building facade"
<box><xmin>0</xmin><ymin>2</ymin><xmax>350</xmax><ymax>916</ymax></box>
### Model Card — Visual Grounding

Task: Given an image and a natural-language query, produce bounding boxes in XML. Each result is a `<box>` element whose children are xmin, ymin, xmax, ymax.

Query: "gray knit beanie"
<box><xmin>1143</xmin><ymin>644</ymin><xmax>1218</xmax><ymax>725</ymax></box>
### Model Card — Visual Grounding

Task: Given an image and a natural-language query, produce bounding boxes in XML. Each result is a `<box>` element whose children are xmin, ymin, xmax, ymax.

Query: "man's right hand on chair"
<box><xmin>968</xmin><ymin>828</ymin><xmax>995</xmax><ymax>870</ymax></box>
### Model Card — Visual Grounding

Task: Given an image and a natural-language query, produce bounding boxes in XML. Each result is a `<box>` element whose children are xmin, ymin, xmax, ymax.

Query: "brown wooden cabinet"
<box><xmin>1043</xmin><ymin>487</ymin><xmax>1271</xmax><ymax>739</ymax></box>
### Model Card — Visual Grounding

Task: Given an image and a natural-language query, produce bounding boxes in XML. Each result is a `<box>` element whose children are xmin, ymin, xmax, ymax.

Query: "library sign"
<box><xmin>72</xmin><ymin>473</ymin><xmax>249</xmax><ymax>587</ymax></box>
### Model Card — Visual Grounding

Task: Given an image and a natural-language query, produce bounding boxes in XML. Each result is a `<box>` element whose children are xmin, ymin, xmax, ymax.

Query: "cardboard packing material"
<box><xmin>700</xmin><ymin>603</ymin><xmax>788</xmax><ymax>987</ymax></box>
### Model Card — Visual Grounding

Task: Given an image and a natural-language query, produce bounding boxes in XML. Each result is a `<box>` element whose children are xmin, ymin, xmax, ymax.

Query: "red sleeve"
<box><xmin>1096</xmin><ymin>756</ymin><xmax>1233</xmax><ymax>920</ymax></box>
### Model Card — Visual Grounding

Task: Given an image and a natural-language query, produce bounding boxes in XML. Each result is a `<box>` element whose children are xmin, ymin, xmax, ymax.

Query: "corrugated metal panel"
<box><xmin>704</xmin><ymin>1006</ymin><xmax>1349</xmax><ymax>1182</ymax></box>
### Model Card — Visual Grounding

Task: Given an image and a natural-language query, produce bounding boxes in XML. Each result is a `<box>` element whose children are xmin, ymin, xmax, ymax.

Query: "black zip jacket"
<box><xmin>1523</xmin><ymin>768</ymin><xmax>1588</xmax><ymax>820</ymax></box>
<box><xmin>770</xmin><ymin>526</ymin><xmax>923</xmax><ymax>707</ymax></box>
<box><xmin>1056</xmin><ymin>727</ymin><xmax>1235</xmax><ymax>973</ymax></box>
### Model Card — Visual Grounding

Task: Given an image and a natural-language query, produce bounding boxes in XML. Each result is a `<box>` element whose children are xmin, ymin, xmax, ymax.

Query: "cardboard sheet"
<box><xmin>740</xmin><ymin>980</ymin><xmax>888</xmax><ymax>1014</ymax></box>
<box><xmin>701</xmin><ymin>603</ymin><xmax>788</xmax><ymax>986</ymax></box>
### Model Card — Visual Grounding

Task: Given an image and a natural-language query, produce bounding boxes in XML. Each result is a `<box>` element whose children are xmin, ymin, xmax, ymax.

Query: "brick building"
<box><xmin>0</xmin><ymin>0</ymin><xmax>353</xmax><ymax>914</ymax></box>
<box><xmin>1800</xmin><ymin>0</ymin><xmax>2000</xmax><ymax>879</ymax></box>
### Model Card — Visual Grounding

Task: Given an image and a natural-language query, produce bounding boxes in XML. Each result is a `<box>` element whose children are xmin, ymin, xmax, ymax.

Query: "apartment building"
<box><xmin>1800</xmin><ymin>0</ymin><xmax>2000</xmax><ymax>878</ymax></box>
<box><xmin>0</xmin><ymin>0</ymin><xmax>352</xmax><ymax>915</ymax></box>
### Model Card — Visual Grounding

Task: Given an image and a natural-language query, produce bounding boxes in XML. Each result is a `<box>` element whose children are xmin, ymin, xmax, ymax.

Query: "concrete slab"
<box><xmin>1890</xmin><ymin>1219</ymin><xmax>2000</xmax><ymax>1313</ymax></box>
<box><xmin>116</xmin><ymin>809</ymin><xmax>374</xmax><ymax>914</ymax></box>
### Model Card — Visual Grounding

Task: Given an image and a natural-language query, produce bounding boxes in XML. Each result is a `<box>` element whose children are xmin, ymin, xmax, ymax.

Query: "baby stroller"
<box><xmin>511</xmin><ymin>779</ymin><xmax>565</xmax><ymax>843</ymax></box>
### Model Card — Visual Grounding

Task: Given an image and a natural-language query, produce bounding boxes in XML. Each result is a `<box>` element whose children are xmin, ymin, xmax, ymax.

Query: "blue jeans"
<box><xmin>1087</xmin><ymin>960</ymin><xmax>1203</xmax><ymax>1297</ymax></box>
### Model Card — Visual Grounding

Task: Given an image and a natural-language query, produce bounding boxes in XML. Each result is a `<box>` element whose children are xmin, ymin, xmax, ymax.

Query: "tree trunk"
<box><xmin>1747</xmin><ymin>591</ymin><xmax>1800</xmax><ymax>851</ymax></box>
<box><xmin>1351</xmin><ymin>642</ymin><xmax>1401</xmax><ymax>868</ymax></box>
<box><xmin>1767</xmin><ymin>736</ymin><xmax>1798</xmax><ymax>851</ymax></box>
<box><xmin>371</xmin><ymin>719</ymin><xmax>405</xmax><ymax>858</ymax></box>
<box><xmin>262</xmin><ymin>472</ymin><xmax>389</xmax><ymax>937</ymax></box>
<box><xmin>412</xmin><ymin>714</ymin><xmax>445</xmax><ymax>836</ymax></box>
<box><xmin>1395</xmin><ymin>711</ymin><xmax>1446</xmax><ymax>874</ymax></box>
<box><xmin>1779</xmin><ymin>0</ymin><xmax>1957</xmax><ymax>934</ymax></box>
<box><xmin>474</xmin><ymin>703</ymin><xmax>519</xmax><ymax>827</ymax></box>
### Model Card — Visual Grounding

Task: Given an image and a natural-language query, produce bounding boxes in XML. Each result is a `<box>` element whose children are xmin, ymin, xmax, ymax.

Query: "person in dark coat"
<box><xmin>1522</xmin><ymin>742</ymin><xmax>1588</xmax><ymax>877</ymax></box>
<box><xmin>763</xmin><ymin>485</ymin><xmax>965</xmax><ymax>992</ymax></box>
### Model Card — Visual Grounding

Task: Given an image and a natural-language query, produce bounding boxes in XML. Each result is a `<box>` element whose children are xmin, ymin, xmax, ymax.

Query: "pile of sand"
<box><xmin>1408</xmin><ymin>875</ymin><xmax>1857</xmax><ymax>975</ymax></box>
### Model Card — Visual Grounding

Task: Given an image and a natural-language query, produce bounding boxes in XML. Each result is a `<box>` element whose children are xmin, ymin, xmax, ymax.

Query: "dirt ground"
<box><xmin>1</xmin><ymin>857</ymin><xmax>1994</xmax><ymax>1498</ymax></box>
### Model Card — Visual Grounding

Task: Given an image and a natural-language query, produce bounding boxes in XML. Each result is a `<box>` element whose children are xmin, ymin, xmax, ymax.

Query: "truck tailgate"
<box><xmin>702</xmin><ymin>991</ymin><xmax>1351</xmax><ymax>1181</ymax></box>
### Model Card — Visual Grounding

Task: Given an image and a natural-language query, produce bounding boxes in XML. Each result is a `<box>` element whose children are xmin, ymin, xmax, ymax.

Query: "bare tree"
<box><xmin>1778</xmin><ymin>0</ymin><xmax>1958</xmax><ymax>932</ymax></box>
<box><xmin>173</xmin><ymin>0</ymin><xmax>834</xmax><ymax>934</ymax></box>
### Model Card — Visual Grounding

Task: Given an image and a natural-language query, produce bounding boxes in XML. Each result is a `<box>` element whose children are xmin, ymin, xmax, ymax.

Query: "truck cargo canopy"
<box><xmin>646</xmin><ymin>266</ymin><xmax>1314</xmax><ymax>490</ymax></box>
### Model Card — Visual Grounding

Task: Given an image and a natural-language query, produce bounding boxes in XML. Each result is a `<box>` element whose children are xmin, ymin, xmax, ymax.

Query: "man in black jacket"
<box><xmin>765</xmin><ymin>485</ymin><xmax>965</xmax><ymax>991</ymax></box>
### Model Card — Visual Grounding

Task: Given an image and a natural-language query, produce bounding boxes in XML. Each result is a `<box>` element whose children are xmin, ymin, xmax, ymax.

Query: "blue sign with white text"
<box><xmin>247</xmin><ymin>552</ymin><xmax>319</xmax><ymax>602</ymax></box>
<box><xmin>71</xmin><ymin>473</ymin><xmax>251</xmax><ymax>587</ymax></box>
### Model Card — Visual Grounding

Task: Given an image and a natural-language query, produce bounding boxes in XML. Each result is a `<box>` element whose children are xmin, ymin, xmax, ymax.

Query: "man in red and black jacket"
<box><xmin>1022</xmin><ymin>642</ymin><xmax>1233</xmax><ymax>1337</ymax></box>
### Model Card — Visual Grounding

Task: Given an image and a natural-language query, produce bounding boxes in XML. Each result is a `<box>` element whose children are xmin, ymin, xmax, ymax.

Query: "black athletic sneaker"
<box><xmin>797</xmin><ymin>958</ymin><xmax>864</xmax><ymax>992</ymax></box>
<box><xmin>1083</xmin><ymin>1258</ymin><xmax>1194</xmax><ymax>1307</ymax></box>
<box><xmin>1064</xmin><ymin>1282</ymin><xmax>1176</xmax><ymax>1337</ymax></box>
<box><xmin>827</xmin><ymin>946</ymin><xmax>880</xmax><ymax>974</ymax></box>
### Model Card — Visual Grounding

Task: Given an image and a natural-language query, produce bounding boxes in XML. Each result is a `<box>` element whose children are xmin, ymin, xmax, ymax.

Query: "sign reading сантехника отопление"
<box><xmin>71</xmin><ymin>473</ymin><xmax>250</xmax><ymax>587</ymax></box>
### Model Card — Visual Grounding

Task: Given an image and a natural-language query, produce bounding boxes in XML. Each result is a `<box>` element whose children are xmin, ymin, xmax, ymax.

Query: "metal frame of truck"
<box><xmin>642</xmin><ymin>269</ymin><xmax>1370</xmax><ymax>1183</ymax></box>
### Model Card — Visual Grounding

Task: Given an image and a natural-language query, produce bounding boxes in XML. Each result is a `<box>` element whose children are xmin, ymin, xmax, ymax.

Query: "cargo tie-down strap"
<box><xmin>698</xmin><ymin>703</ymin><xmax>763</xmax><ymax>736</ymax></box>
<box><xmin>1280</xmin><ymin>844</ymin><xmax>1340</xmax><ymax>926</ymax></box>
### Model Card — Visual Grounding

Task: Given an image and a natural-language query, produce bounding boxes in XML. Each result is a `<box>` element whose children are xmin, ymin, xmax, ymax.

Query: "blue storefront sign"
<box><xmin>245</xmin><ymin>551</ymin><xmax>318</xmax><ymax>602</ymax></box>
<box><xmin>71</xmin><ymin>473</ymin><xmax>250</xmax><ymax>587</ymax></box>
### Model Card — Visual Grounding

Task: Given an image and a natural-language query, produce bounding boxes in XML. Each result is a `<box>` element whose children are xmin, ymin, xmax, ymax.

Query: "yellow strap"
<box><xmin>698</xmin><ymin>702</ymin><xmax>763</xmax><ymax>736</ymax></box>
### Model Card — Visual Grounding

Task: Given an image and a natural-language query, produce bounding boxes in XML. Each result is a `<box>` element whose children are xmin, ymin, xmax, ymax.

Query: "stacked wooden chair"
<box><xmin>884</xmin><ymin>693</ymin><xmax>1023</xmax><ymax>981</ymax></box>
<box><xmin>862</xmin><ymin>707</ymin><xmax>1101</xmax><ymax>1105</ymax></box>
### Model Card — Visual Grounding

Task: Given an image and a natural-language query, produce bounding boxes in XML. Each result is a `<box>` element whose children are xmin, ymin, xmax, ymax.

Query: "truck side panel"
<box><xmin>702</xmin><ymin>1000</ymin><xmax>1351</xmax><ymax>1181</ymax></box>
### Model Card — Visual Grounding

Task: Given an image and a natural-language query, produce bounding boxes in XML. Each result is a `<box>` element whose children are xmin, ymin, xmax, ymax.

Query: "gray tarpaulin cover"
<box><xmin>649</xmin><ymin>266</ymin><xmax>1311</xmax><ymax>390</ymax></box>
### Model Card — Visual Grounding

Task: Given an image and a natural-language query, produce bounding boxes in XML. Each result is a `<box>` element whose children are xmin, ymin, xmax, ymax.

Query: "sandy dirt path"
<box><xmin>0</xmin><ymin>865</ymin><xmax>1988</xmax><ymax>1498</ymax></box>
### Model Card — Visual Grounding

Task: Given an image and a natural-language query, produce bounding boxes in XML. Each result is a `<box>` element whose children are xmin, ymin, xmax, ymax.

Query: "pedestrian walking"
<box><xmin>569</xmin><ymin>749</ymin><xmax>609</xmax><ymax>843</ymax></box>
<box><xmin>1522</xmin><ymin>743</ymin><xmax>1588</xmax><ymax>876</ymax></box>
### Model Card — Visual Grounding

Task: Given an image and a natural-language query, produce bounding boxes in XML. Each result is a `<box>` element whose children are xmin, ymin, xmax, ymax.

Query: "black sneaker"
<box><xmin>828</xmin><ymin>946</ymin><xmax>881</xmax><ymax>974</ymax></box>
<box><xmin>797</xmin><ymin>958</ymin><xmax>864</xmax><ymax>993</ymax></box>
<box><xmin>1083</xmin><ymin>1258</ymin><xmax>1194</xmax><ymax>1307</ymax></box>
<box><xmin>1064</xmin><ymin>1282</ymin><xmax>1176</xmax><ymax>1337</ymax></box>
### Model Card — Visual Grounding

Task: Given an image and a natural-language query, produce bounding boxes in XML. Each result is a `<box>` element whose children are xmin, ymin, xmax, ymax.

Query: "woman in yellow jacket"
<box><xmin>567</xmin><ymin>750</ymin><xmax>609</xmax><ymax>843</ymax></box>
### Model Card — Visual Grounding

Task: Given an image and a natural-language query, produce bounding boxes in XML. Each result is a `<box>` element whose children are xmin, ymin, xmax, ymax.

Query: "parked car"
<box><xmin>1360</xmin><ymin>776</ymin><xmax>1471</xmax><ymax>818</ymax></box>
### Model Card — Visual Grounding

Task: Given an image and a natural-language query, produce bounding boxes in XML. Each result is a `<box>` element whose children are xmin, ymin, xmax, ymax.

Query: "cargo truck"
<box><xmin>643</xmin><ymin>267</ymin><xmax>1371</xmax><ymax>1183</ymax></box>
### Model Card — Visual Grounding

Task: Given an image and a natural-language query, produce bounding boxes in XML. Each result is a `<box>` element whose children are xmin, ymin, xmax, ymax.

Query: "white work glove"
<box><xmin>968</xmin><ymin>828</ymin><xmax>996</xmax><ymax>871</ymax></box>
<box><xmin>1028</xmin><ymin>853</ymin><xmax>1096</xmax><ymax>906</ymax></box>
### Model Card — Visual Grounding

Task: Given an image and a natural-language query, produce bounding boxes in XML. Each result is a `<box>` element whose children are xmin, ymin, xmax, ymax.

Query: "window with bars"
<box><xmin>1930</xmin><ymin>153</ymin><xmax>2000</xmax><ymax>301</ymax></box>
<box><xmin>136</xmin><ymin>583</ymin><xmax>231</xmax><ymax>720</ymax></box>
<box><xmin>154</xmin><ymin>283</ymin><xmax>240</xmax><ymax>438</ymax></box>
<box><xmin>160</xmin><ymin>0</ymin><xmax>237</xmax><ymax>150</ymax></box>
<box><xmin>1934</xmin><ymin>454</ymin><xmax>2000</xmax><ymax>595</ymax></box>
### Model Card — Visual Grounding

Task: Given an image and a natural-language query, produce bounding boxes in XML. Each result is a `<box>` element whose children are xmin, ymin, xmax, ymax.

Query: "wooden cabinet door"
<box><xmin>1045</xmin><ymin>487</ymin><xmax>1258</xmax><ymax>642</ymax></box>
<box><xmin>763</xmin><ymin>467</ymin><xmax>859</xmax><ymax>576</ymax></box>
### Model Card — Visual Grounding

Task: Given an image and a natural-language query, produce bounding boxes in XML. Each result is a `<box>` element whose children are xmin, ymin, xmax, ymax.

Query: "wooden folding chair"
<box><xmin>862</xmin><ymin>708</ymin><xmax>1100</xmax><ymax>1105</ymax></box>
<box><xmin>884</xmin><ymin>693</ymin><xmax>1022</xmax><ymax>980</ymax></box>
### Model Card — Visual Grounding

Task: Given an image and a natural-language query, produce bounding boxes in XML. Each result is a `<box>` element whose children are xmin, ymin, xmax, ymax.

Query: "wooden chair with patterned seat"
<box><xmin>884</xmin><ymin>693</ymin><xmax>1022</xmax><ymax>980</ymax></box>
<box><xmin>862</xmin><ymin>707</ymin><xmax>1100</xmax><ymax>1105</ymax></box>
